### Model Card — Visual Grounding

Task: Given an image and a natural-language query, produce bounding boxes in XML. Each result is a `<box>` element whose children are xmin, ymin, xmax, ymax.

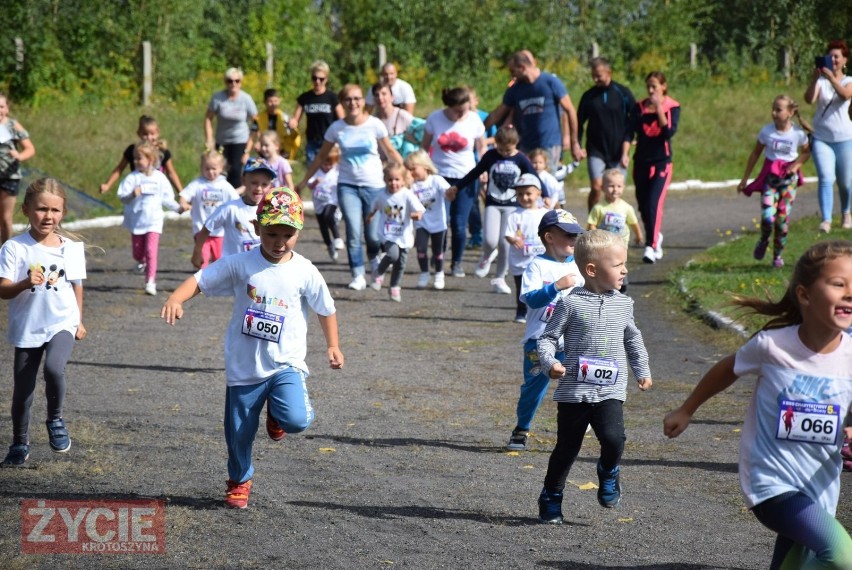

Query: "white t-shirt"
<box><xmin>179</xmin><ymin>176</ymin><xmax>239</xmax><ymax>235</ymax></box>
<box><xmin>757</xmin><ymin>123</ymin><xmax>809</xmax><ymax>162</ymax></box>
<box><xmin>424</xmin><ymin>110</ymin><xmax>485</xmax><ymax>179</ymax></box>
<box><xmin>324</xmin><ymin>117</ymin><xmax>388</xmax><ymax>188</ymax></box>
<box><xmin>118</xmin><ymin>170</ymin><xmax>181</xmax><ymax>235</ymax></box>
<box><xmin>733</xmin><ymin>326</ymin><xmax>852</xmax><ymax>514</ymax></box>
<box><xmin>308</xmin><ymin>166</ymin><xmax>340</xmax><ymax>215</ymax></box>
<box><xmin>203</xmin><ymin>198</ymin><xmax>260</xmax><ymax>257</ymax></box>
<box><xmin>505</xmin><ymin>207</ymin><xmax>548</xmax><ymax>276</ymax></box>
<box><xmin>538</xmin><ymin>169</ymin><xmax>562</xmax><ymax>207</ymax></box>
<box><xmin>519</xmin><ymin>254</ymin><xmax>583</xmax><ymax>344</ymax></box>
<box><xmin>813</xmin><ymin>76</ymin><xmax>852</xmax><ymax>143</ymax></box>
<box><xmin>365</xmin><ymin>78</ymin><xmax>417</xmax><ymax>107</ymax></box>
<box><xmin>371</xmin><ymin>188</ymin><xmax>425</xmax><ymax>249</ymax></box>
<box><xmin>412</xmin><ymin>175</ymin><xmax>450</xmax><ymax>233</ymax></box>
<box><xmin>196</xmin><ymin>249</ymin><xmax>336</xmax><ymax>386</ymax></box>
<box><xmin>0</xmin><ymin>233</ymin><xmax>85</xmax><ymax>347</ymax></box>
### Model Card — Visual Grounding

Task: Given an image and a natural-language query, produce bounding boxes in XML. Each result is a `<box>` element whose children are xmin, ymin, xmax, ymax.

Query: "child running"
<box><xmin>191</xmin><ymin>158</ymin><xmax>276</xmax><ymax>268</ymax></box>
<box><xmin>118</xmin><ymin>141</ymin><xmax>182</xmax><ymax>296</ymax></box>
<box><xmin>528</xmin><ymin>148</ymin><xmax>561</xmax><ymax>209</ymax></box>
<box><xmin>179</xmin><ymin>150</ymin><xmax>239</xmax><ymax>268</ymax></box>
<box><xmin>587</xmin><ymin>169</ymin><xmax>643</xmax><ymax>293</ymax></box>
<box><xmin>162</xmin><ymin>187</ymin><xmax>344</xmax><ymax>509</ymax></box>
<box><xmin>537</xmin><ymin>229</ymin><xmax>652</xmax><ymax>523</ymax></box>
<box><xmin>504</xmin><ymin>174</ymin><xmax>549</xmax><ymax>322</ymax></box>
<box><xmin>507</xmin><ymin>208</ymin><xmax>584</xmax><ymax>451</ymax></box>
<box><xmin>0</xmin><ymin>178</ymin><xmax>87</xmax><ymax>465</ymax></box>
<box><xmin>405</xmin><ymin>150</ymin><xmax>451</xmax><ymax>290</ymax></box>
<box><xmin>664</xmin><ymin>240</ymin><xmax>852</xmax><ymax>567</ymax></box>
<box><xmin>737</xmin><ymin>95</ymin><xmax>811</xmax><ymax>269</ymax></box>
<box><xmin>100</xmin><ymin>115</ymin><xmax>183</xmax><ymax>194</ymax></box>
<box><xmin>307</xmin><ymin>145</ymin><xmax>344</xmax><ymax>262</ymax></box>
<box><xmin>0</xmin><ymin>91</ymin><xmax>36</xmax><ymax>246</ymax></box>
<box><xmin>257</xmin><ymin>130</ymin><xmax>296</xmax><ymax>193</ymax></box>
<box><xmin>367</xmin><ymin>162</ymin><xmax>425</xmax><ymax>302</ymax></box>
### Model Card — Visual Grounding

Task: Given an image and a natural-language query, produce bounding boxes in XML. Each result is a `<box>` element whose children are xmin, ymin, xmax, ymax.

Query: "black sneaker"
<box><xmin>46</xmin><ymin>418</ymin><xmax>71</xmax><ymax>453</ymax></box>
<box><xmin>538</xmin><ymin>487</ymin><xmax>564</xmax><ymax>524</ymax></box>
<box><xmin>2</xmin><ymin>444</ymin><xmax>30</xmax><ymax>466</ymax></box>
<box><xmin>506</xmin><ymin>428</ymin><xmax>528</xmax><ymax>450</ymax></box>
<box><xmin>596</xmin><ymin>461</ymin><xmax>622</xmax><ymax>508</ymax></box>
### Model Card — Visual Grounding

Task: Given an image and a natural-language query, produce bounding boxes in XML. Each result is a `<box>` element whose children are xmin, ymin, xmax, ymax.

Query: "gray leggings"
<box><xmin>12</xmin><ymin>330</ymin><xmax>74</xmax><ymax>445</ymax></box>
<box><xmin>481</xmin><ymin>204</ymin><xmax>516</xmax><ymax>279</ymax></box>
<box><xmin>376</xmin><ymin>242</ymin><xmax>409</xmax><ymax>288</ymax></box>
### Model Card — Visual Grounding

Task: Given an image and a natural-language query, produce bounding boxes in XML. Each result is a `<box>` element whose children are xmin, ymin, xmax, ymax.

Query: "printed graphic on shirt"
<box><xmin>519</xmin><ymin>97</ymin><xmax>545</xmax><ymax>115</ymax></box>
<box><xmin>339</xmin><ymin>129</ymin><xmax>377</xmax><ymax>166</ymax></box>
<box><xmin>437</xmin><ymin>131</ymin><xmax>468</xmax><ymax>153</ymax></box>
<box><xmin>28</xmin><ymin>263</ymin><xmax>66</xmax><ymax>292</ymax></box>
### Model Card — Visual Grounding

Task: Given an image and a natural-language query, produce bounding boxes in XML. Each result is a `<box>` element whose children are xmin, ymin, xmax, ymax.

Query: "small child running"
<box><xmin>100</xmin><ymin>115</ymin><xmax>183</xmax><ymax>194</ymax></box>
<box><xmin>507</xmin><ymin>208</ymin><xmax>584</xmax><ymax>451</ymax></box>
<box><xmin>528</xmin><ymin>148</ymin><xmax>562</xmax><ymax>209</ymax></box>
<box><xmin>307</xmin><ymin>145</ymin><xmax>344</xmax><ymax>262</ymax></box>
<box><xmin>162</xmin><ymin>187</ymin><xmax>344</xmax><ymax>509</ymax></box>
<box><xmin>367</xmin><ymin>162</ymin><xmax>425</xmax><ymax>302</ymax></box>
<box><xmin>405</xmin><ymin>150</ymin><xmax>451</xmax><ymax>290</ymax></box>
<box><xmin>257</xmin><ymin>130</ymin><xmax>296</xmax><ymax>193</ymax></box>
<box><xmin>536</xmin><ymin>229</ymin><xmax>652</xmax><ymax>523</ymax></box>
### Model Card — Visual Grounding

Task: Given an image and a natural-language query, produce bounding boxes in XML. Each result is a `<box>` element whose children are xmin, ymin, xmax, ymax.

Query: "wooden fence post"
<box><xmin>266</xmin><ymin>42</ymin><xmax>274</xmax><ymax>87</ymax></box>
<box><xmin>14</xmin><ymin>37</ymin><xmax>24</xmax><ymax>71</ymax></box>
<box><xmin>378</xmin><ymin>44</ymin><xmax>386</xmax><ymax>69</ymax></box>
<box><xmin>142</xmin><ymin>41</ymin><xmax>152</xmax><ymax>106</ymax></box>
<box><xmin>591</xmin><ymin>42</ymin><xmax>599</xmax><ymax>59</ymax></box>
<box><xmin>690</xmin><ymin>43</ymin><xmax>697</xmax><ymax>69</ymax></box>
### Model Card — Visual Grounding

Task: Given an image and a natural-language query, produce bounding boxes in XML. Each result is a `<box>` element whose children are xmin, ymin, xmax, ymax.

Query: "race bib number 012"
<box><xmin>776</xmin><ymin>399</ymin><xmax>839</xmax><ymax>445</ymax></box>
<box><xmin>577</xmin><ymin>356</ymin><xmax>618</xmax><ymax>386</ymax></box>
<box><xmin>242</xmin><ymin>308</ymin><xmax>284</xmax><ymax>343</ymax></box>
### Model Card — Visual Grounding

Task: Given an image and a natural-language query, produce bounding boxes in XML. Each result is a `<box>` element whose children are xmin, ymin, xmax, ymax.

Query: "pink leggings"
<box><xmin>131</xmin><ymin>232</ymin><xmax>160</xmax><ymax>283</ymax></box>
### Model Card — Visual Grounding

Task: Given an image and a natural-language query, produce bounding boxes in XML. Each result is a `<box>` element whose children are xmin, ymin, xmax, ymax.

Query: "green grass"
<box><xmin>671</xmin><ymin>216</ymin><xmax>852</xmax><ymax>337</ymax></box>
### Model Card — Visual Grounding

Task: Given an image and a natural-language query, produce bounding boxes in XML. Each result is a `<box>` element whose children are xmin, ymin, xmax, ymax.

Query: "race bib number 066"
<box><xmin>242</xmin><ymin>308</ymin><xmax>284</xmax><ymax>343</ymax></box>
<box><xmin>776</xmin><ymin>399</ymin><xmax>839</xmax><ymax>445</ymax></box>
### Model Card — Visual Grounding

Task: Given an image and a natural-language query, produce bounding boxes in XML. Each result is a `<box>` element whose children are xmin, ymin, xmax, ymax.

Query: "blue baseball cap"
<box><xmin>538</xmin><ymin>209</ymin><xmax>584</xmax><ymax>235</ymax></box>
<box><xmin>243</xmin><ymin>157</ymin><xmax>276</xmax><ymax>178</ymax></box>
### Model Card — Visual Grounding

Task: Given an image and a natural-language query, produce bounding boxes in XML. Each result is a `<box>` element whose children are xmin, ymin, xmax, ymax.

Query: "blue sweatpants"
<box><xmin>515</xmin><ymin>339</ymin><xmax>563</xmax><ymax>431</ymax></box>
<box><xmin>224</xmin><ymin>367</ymin><xmax>314</xmax><ymax>483</ymax></box>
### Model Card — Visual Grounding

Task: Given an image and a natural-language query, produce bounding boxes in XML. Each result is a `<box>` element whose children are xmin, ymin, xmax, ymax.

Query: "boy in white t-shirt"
<box><xmin>162</xmin><ymin>187</ymin><xmax>344</xmax><ymax>509</ymax></box>
<box><xmin>506</xmin><ymin>208</ymin><xmax>585</xmax><ymax>451</ymax></box>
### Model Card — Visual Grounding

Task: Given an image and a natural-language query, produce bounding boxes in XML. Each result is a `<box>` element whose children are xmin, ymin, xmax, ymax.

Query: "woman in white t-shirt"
<box><xmin>664</xmin><ymin>240</ymin><xmax>852</xmax><ymax>568</ymax></box>
<box><xmin>804</xmin><ymin>40</ymin><xmax>852</xmax><ymax>233</ymax></box>
<box><xmin>298</xmin><ymin>84</ymin><xmax>402</xmax><ymax>290</ymax></box>
<box><xmin>421</xmin><ymin>87</ymin><xmax>486</xmax><ymax>277</ymax></box>
<box><xmin>372</xmin><ymin>82</ymin><xmax>414</xmax><ymax>161</ymax></box>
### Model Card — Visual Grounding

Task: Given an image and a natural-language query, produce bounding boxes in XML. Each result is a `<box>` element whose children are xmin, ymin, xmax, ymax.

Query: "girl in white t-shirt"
<box><xmin>737</xmin><ymin>95</ymin><xmax>812</xmax><ymax>269</ymax></box>
<box><xmin>0</xmin><ymin>178</ymin><xmax>87</xmax><ymax>466</ymax></box>
<box><xmin>118</xmin><ymin>141</ymin><xmax>183</xmax><ymax>295</ymax></box>
<box><xmin>404</xmin><ymin>150</ymin><xmax>450</xmax><ymax>290</ymax></box>
<box><xmin>664</xmin><ymin>240</ymin><xmax>852</xmax><ymax>568</ymax></box>
<box><xmin>178</xmin><ymin>150</ymin><xmax>239</xmax><ymax>268</ymax></box>
<box><xmin>307</xmin><ymin>145</ymin><xmax>344</xmax><ymax>261</ymax></box>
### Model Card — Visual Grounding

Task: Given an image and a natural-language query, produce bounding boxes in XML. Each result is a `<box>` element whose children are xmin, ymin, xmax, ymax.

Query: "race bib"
<box><xmin>241</xmin><ymin>308</ymin><xmax>283</xmax><ymax>343</ymax></box>
<box><xmin>601</xmin><ymin>212</ymin><xmax>626</xmax><ymax>234</ymax></box>
<box><xmin>241</xmin><ymin>240</ymin><xmax>259</xmax><ymax>252</ymax></box>
<box><xmin>577</xmin><ymin>356</ymin><xmax>618</xmax><ymax>386</ymax></box>
<box><xmin>140</xmin><ymin>182</ymin><xmax>159</xmax><ymax>195</ymax></box>
<box><xmin>384</xmin><ymin>220</ymin><xmax>404</xmax><ymax>238</ymax></box>
<box><xmin>523</xmin><ymin>240</ymin><xmax>546</xmax><ymax>257</ymax></box>
<box><xmin>776</xmin><ymin>400</ymin><xmax>839</xmax><ymax>445</ymax></box>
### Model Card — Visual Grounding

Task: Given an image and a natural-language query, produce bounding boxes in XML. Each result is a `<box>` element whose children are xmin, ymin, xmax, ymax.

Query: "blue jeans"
<box><xmin>338</xmin><ymin>183</ymin><xmax>383</xmax><ymax>277</ymax></box>
<box><xmin>305</xmin><ymin>140</ymin><xmax>323</xmax><ymax>167</ymax></box>
<box><xmin>224</xmin><ymin>367</ymin><xmax>314</xmax><ymax>483</ymax></box>
<box><xmin>811</xmin><ymin>138</ymin><xmax>852</xmax><ymax>222</ymax></box>
<box><xmin>516</xmin><ymin>339</ymin><xmax>563</xmax><ymax>431</ymax></box>
<box><xmin>444</xmin><ymin>177</ymin><xmax>476</xmax><ymax>267</ymax></box>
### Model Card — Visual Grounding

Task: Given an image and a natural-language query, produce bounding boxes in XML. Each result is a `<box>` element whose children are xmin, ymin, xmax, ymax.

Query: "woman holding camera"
<box><xmin>804</xmin><ymin>39</ymin><xmax>852</xmax><ymax>232</ymax></box>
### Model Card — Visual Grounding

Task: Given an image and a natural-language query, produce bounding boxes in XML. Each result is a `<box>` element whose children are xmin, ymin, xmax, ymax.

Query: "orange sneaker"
<box><xmin>225</xmin><ymin>479</ymin><xmax>252</xmax><ymax>509</ymax></box>
<box><xmin>265</xmin><ymin>400</ymin><xmax>286</xmax><ymax>442</ymax></box>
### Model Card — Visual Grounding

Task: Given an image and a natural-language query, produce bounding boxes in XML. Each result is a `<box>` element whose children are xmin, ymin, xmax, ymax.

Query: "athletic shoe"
<box><xmin>843</xmin><ymin>212</ymin><xmax>852</xmax><ymax>229</ymax></box>
<box><xmin>265</xmin><ymin>400</ymin><xmax>286</xmax><ymax>442</ymax></box>
<box><xmin>333</xmin><ymin>238</ymin><xmax>345</xmax><ymax>250</ymax></box>
<box><xmin>327</xmin><ymin>245</ymin><xmax>338</xmax><ymax>262</ymax></box>
<box><xmin>134</xmin><ymin>262</ymin><xmax>146</xmax><ymax>274</ymax></box>
<box><xmin>225</xmin><ymin>479</ymin><xmax>253</xmax><ymax>509</ymax></box>
<box><xmin>842</xmin><ymin>439</ymin><xmax>852</xmax><ymax>472</ymax></box>
<box><xmin>491</xmin><ymin>278</ymin><xmax>512</xmax><ymax>294</ymax></box>
<box><xmin>819</xmin><ymin>221</ymin><xmax>832</xmax><ymax>233</ymax></box>
<box><xmin>538</xmin><ymin>487</ymin><xmax>564</xmax><ymax>524</ymax></box>
<box><xmin>642</xmin><ymin>246</ymin><xmax>656</xmax><ymax>264</ymax></box>
<box><xmin>513</xmin><ymin>311</ymin><xmax>527</xmax><ymax>324</ymax></box>
<box><xmin>145</xmin><ymin>282</ymin><xmax>157</xmax><ymax>296</ymax></box>
<box><xmin>389</xmin><ymin>287</ymin><xmax>402</xmax><ymax>302</ymax></box>
<box><xmin>773</xmin><ymin>256</ymin><xmax>785</xmax><ymax>269</ymax></box>
<box><xmin>506</xmin><ymin>428</ymin><xmax>528</xmax><ymax>451</ymax></box>
<box><xmin>753</xmin><ymin>239</ymin><xmax>768</xmax><ymax>260</ymax></box>
<box><xmin>370</xmin><ymin>273</ymin><xmax>384</xmax><ymax>291</ymax></box>
<box><xmin>347</xmin><ymin>275</ymin><xmax>367</xmax><ymax>291</ymax></box>
<box><xmin>596</xmin><ymin>461</ymin><xmax>622</xmax><ymax>508</ymax></box>
<box><xmin>2</xmin><ymin>444</ymin><xmax>30</xmax><ymax>467</ymax></box>
<box><xmin>654</xmin><ymin>233</ymin><xmax>664</xmax><ymax>260</ymax></box>
<box><xmin>467</xmin><ymin>232</ymin><xmax>483</xmax><ymax>249</ymax></box>
<box><xmin>451</xmin><ymin>264</ymin><xmax>465</xmax><ymax>278</ymax></box>
<box><xmin>416</xmin><ymin>272</ymin><xmax>430</xmax><ymax>289</ymax></box>
<box><xmin>46</xmin><ymin>418</ymin><xmax>71</xmax><ymax>453</ymax></box>
<box><xmin>433</xmin><ymin>272</ymin><xmax>445</xmax><ymax>290</ymax></box>
<box><xmin>474</xmin><ymin>249</ymin><xmax>498</xmax><ymax>278</ymax></box>
<box><xmin>554</xmin><ymin>161</ymin><xmax>579</xmax><ymax>182</ymax></box>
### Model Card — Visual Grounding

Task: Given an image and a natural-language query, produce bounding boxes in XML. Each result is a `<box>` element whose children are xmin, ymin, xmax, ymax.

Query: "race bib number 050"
<box><xmin>242</xmin><ymin>308</ymin><xmax>284</xmax><ymax>343</ymax></box>
<box><xmin>776</xmin><ymin>399</ymin><xmax>839</xmax><ymax>445</ymax></box>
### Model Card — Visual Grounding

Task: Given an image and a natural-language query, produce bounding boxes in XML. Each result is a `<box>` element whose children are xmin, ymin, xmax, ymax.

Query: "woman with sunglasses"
<box><xmin>297</xmin><ymin>84</ymin><xmax>402</xmax><ymax>290</ymax></box>
<box><xmin>204</xmin><ymin>68</ymin><xmax>259</xmax><ymax>188</ymax></box>
<box><xmin>290</xmin><ymin>60</ymin><xmax>345</xmax><ymax>167</ymax></box>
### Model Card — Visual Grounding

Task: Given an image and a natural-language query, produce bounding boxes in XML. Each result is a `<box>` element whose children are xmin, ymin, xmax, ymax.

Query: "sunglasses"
<box><xmin>226</xmin><ymin>78</ymin><xmax>241</xmax><ymax>84</ymax></box>
<box><xmin>342</xmin><ymin>96</ymin><xmax>363</xmax><ymax>103</ymax></box>
<box><xmin>311</xmin><ymin>76</ymin><xmax>327</xmax><ymax>82</ymax></box>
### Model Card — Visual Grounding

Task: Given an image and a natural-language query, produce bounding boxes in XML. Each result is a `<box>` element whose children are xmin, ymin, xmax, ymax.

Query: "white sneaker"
<box><xmin>417</xmin><ymin>272</ymin><xmax>430</xmax><ymax>289</ymax></box>
<box><xmin>389</xmin><ymin>286</ymin><xmax>402</xmax><ymax>302</ymax></box>
<box><xmin>654</xmin><ymin>233</ymin><xmax>664</xmax><ymax>260</ymax></box>
<box><xmin>451</xmin><ymin>264</ymin><xmax>465</xmax><ymax>278</ymax></box>
<box><xmin>333</xmin><ymin>238</ymin><xmax>345</xmax><ymax>250</ymax></box>
<box><xmin>843</xmin><ymin>212</ymin><xmax>852</xmax><ymax>229</ymax></box>
<box><xmin>347</xmin><ymin>275</ymin><xmax>366</xmax><ymax>290</ymax></box>
<box><xmin>433</xmin><ymin>272</ymin><xmax>445</xmax><ymax>290</ymax></box>
<box><xmin>491</xmin><ymin>277</ymin><xmax>512</xmax><ymax>294</ymax></box>
<box><xmin>474</xmin><ymin>248</ymin><xmax>498</xmax><ymax>278</ymax></box>
<box><xmin>327</xmin><ymin>245</ymin><xmax>338</xmax><ymax>262</ymax></box>
<box><xmin>370</xmin><ymin>274</ymin><xmax>384</xmax><ymax>291</ymax></box>
<box><xmin>642</xmin><ymin>246</ymin><xmax>656</xmax><ymax>264</ymax></box>
<box><xmin>819</xmin><ymin>220</ymin><xmax>831</xmax><ymax>233</ymax></box>
<box><xmin>144</xmin><ymin>282</ymin><xmax>157</xmax><ymax>296</ymax></box>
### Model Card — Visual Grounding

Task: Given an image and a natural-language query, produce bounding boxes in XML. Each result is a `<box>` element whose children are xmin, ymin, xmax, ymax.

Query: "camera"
<box><xmin>815</xmin><ymin>55</ymin><xmax>833</xmax><ymax>70</ymax></box>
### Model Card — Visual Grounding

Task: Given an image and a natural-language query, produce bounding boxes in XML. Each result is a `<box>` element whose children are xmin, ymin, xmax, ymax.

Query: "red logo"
<box><xmin>21</xmin><ymin>499</ymin><xmax>165</xmax><ymax>554</ymax></box>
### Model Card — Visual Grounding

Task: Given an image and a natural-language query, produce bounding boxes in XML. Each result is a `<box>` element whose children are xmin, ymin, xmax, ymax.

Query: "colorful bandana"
<box><xmin>256</xmin><ymin>187</ymin><xmax>304</xmax><ymax>229</ymax></box>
